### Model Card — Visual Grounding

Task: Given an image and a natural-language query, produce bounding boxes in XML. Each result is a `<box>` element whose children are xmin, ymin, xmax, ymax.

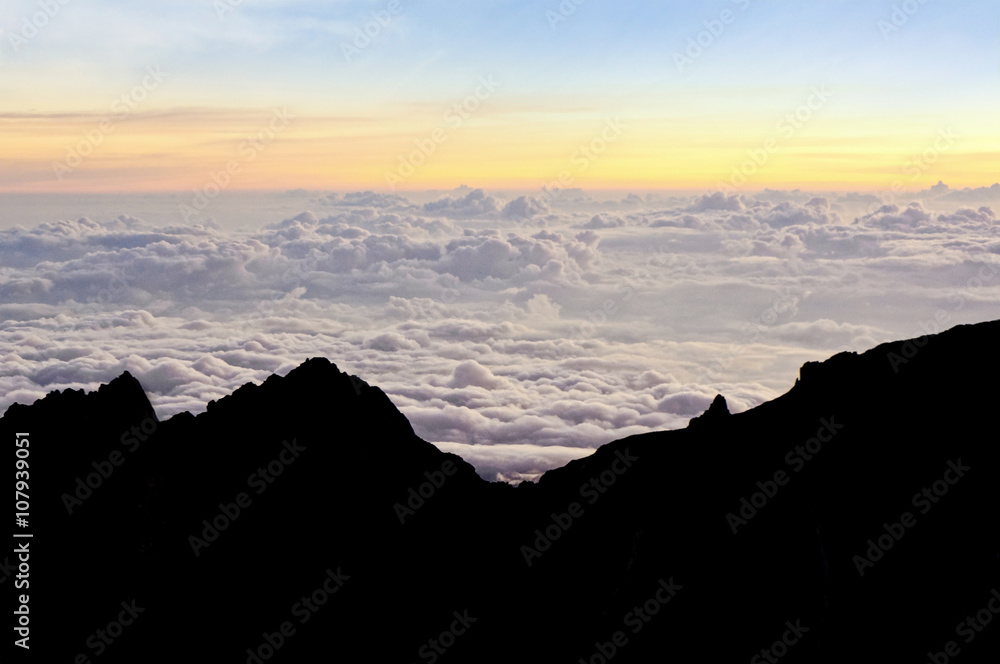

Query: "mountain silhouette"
<box><xmin>4</xmin><ymin>320</ymin><xmax>999</xmax><ymax>663</ymax></box>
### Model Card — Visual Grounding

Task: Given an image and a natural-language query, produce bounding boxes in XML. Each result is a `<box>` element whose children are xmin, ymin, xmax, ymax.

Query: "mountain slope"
<box><xmin>3</xmin><ymin>321</ymin><xmax>999</xmax><ymax>662</ymax></box>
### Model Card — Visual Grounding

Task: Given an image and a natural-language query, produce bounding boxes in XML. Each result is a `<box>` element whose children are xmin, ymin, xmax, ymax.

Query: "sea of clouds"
<box><xmin>2</xmin><ymin>182</ymin><xmax>998</xmax><ymax>482</ymax></box>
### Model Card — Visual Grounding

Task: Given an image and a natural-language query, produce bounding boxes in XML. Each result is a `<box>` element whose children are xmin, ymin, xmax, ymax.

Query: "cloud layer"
<box><xmin>2</xmin><ymin>185</ymin><xmax>999</xmax><ymax>482</ymax></box>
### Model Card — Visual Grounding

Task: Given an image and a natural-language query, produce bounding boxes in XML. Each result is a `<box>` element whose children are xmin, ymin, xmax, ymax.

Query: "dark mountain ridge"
<box><xmin>4</xmin><ymin>320</ymin><xmax>999</xmax><ymax>662</ymax></box>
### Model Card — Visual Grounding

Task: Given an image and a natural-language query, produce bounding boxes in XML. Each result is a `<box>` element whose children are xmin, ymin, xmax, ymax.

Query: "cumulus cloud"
<box><xmin>937</xmin><ymin>207</ymin><xmax>996</xmax><ymax>225</ymax></box>
<box><xmin>2</xmin><ymin>189</ymin><xmax>999</xmax><ymax>482</ymax></box>
<box><xmin>913</xmin><ymin>181</ymin><xmax>1000</xmax><ymax>202</ymax></box>
<box><xmin>448</xmin><ymin>360</ymin><xmax>506</xmax><ymax>389</ymax></box>
<box><xmin>422</xmin><ymin>189</ymin><xmax>504</xmax><ymax>217</ymax></box>
<box><xmin>502</xmin><ymin>196</ymin><xmax>550</xmax><ymax>219</ymax></box>
<box><xmin>756</xmin><ymin>198</ymin><xmax>839</xmax><ymax>228</ymax></box>
<box><xmin>433</xmin><ymin>229</ymin><xmax>595</xmax><ymax>283</ymax></box>
<box><xmin>689</xmin><ymin>192</ymin><xmax>745</xmax><ymax>212</ymax></box>
<box><xmin>581</xmin><ymin>214</ymin><xmax>627</xmax><ymax>229</ymax></box>
<box><xmin>942</xmin><ymin>184</ymin><xmax>1000</xmax><ymax>202</ymax></box>
<box><xmin>856</xmin><ymin>203</ymin><xmax>933</xmax><ymax>230</ymax></box>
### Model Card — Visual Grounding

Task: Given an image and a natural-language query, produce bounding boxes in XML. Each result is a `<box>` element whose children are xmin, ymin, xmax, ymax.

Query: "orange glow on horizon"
<box><xmin>1</xmin><ymin>107</ymin><xmax>997</xmax><ymax>195</ymax></box>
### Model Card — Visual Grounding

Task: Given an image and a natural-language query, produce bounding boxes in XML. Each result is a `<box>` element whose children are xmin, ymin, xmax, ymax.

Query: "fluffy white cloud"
<box><xmin>422</xmin><ymin>189</ymin><xmax>504</xmax><ymax>218</ymax></box>
<box><xmin>857</xmin><ymin>202</ymin><xmax>934</xmax><ymax>230</ymax></box>
<box><xmin>689</xmin><ymin>192</ymin><xmax>745</xmax><ymax>212</ymax></box>
<box><xmin>502</xmin><ymin>196</ymin><xmax>550</xmax><ymax>220</ymax></box>
<box><xmin>2</xmin><ymin>188</ymin><xmax>999</xmax><ymax>481</ymax></box>
<box><xmin>756</xmin><ymin>198</ymin><xmax>839</xmax><ymax>228</ymax></box>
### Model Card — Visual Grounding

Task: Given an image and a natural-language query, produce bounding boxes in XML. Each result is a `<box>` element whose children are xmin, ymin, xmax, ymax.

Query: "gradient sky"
<box><xmin>1</xmin><ymin>0</ymin><xmax>997</xmax><ymax>193</ymax></box>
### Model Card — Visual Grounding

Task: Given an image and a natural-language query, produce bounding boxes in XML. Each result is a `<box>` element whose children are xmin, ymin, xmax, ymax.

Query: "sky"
<box><xmin>0</xmin><ymin>0</ymin><xmax>997</xmax><ymax>192</ymax></box>
<box><xmin>1</xmin><ymin>1</ymin><xmax>999</xmax><ymax>482</ymax></box>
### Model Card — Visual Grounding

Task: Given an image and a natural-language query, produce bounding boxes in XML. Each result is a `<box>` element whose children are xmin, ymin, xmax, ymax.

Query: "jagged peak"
<box><xmin>687</xmin><ymin>394</ymin><xmax>730</xmax><ymax>429</ymax></box>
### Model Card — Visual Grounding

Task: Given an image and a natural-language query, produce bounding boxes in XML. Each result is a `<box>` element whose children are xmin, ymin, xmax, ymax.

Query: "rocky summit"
<box><xmin>3</xmin><ymin>320</ymin><xmax>999</xmax><ymax>662</ymax></box>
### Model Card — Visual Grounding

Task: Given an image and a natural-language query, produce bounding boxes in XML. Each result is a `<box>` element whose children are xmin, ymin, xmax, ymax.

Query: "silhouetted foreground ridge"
<box><xmin>4</xmin><ymin>320</ymin><xmax>999</xmax><ymax>662</ymax></box>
